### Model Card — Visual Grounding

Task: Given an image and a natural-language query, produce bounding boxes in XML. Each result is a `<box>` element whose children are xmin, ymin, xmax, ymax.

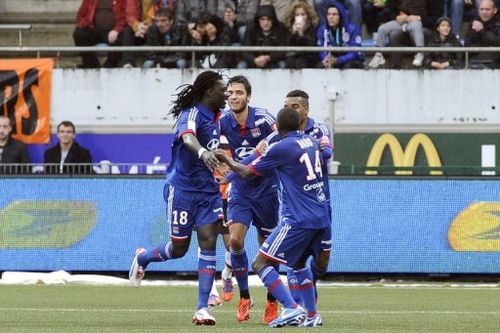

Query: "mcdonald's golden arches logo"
<box><xmin>366</xmin><ymin>133</ymin><xmax>443</xmax><ymax>175</ymax></box>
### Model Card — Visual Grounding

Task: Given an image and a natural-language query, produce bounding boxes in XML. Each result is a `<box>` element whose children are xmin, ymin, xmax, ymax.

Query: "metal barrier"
<box><xmin>0</xmin><ymin>163</ymin><xmax>168</xmax><ymax>175</ymax></box>
<box><xmin>0</xmin><ymin>24</ymin><xmax>32</xmax><ymax>47</ymax></box>
<box><xmin>0</xmin><ymin>45</ymin><xmax>499</xmax><ymax>69</ymax></box>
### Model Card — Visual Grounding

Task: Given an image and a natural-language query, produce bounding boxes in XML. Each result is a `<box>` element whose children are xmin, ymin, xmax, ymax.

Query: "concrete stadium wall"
<box><xmin>50</xmin><ymin>68</ymin><xmax>500</xmax><ymax>133</ymax></box>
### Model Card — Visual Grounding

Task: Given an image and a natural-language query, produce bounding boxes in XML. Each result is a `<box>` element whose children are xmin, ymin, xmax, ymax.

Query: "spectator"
<box><xmin>465</xmin><ymin>0</ymin><xmax>500</xmax><ymax>68</ymax></box>
<box><xmin>316</xmin><ymin>0</ymin><xmax>363</xmax><ymax>29</ymax></box>
<box><xmin>317</xmin><ymin>1</ymin><xmax>364</xmax><ymax>68</ymax></box>
<box><xmin>284</xmin><ymin>0</ymin><xmax>320</xmax><ymax>68</ymax></box>
<box><xmin>176</xmin><ymin>0</ymin><xmax>216</xmax><ymax>26</ymax></box>
<box><xmin>184</xmin><ymin>12</ymin><xmax>232</xmax><ymax>68</ymax></box>
<box><xmin>449</xmin><ymin>0</ymin><xmax>480</xmax><ymax>37</ymax></box>
<box><xmin>223</xmin><ymin>1</ymin><xmax>244</xmax><ymax>45</ymax></box>
<box><xmin>238</xmin><ymin>5</ymin><xmax>289</xmax><ymax>68</ymax></box>
<box><xmin>260</xmin><ymin>0</ymin><xmax>316</xmax><ymax>24</ymax></box>
<box><xmin>230</xmin><ymin>0</ymin><xmax>260</xmax><ymax>39</ymax></box>
<box><xmin>44</xmin><ymin>121</ymin><xmax>93</xmax><ymax>174</ymax></box>
<box><xmin>122</xmin><ymin>0</ymin><xmax>158</xmax><ymax>67</ymax></box>
<box><xmin>143</xmin><ymin>8</ymin><xmax>188</xmax><ymax>68</ymax></box>
<box><xmin>368</xmin><ymin>0</ymin><xmax>445</xmax><ymax>69</ymax></box>
<box><xmin>0</xmin><ymin>116</ymin><xmax>31</xmax><ymax>174</ymax></box>
<box><xmin>426</xmin><ymin>16</ymin><xmax>462</xmax><ymax>69</ymax></box>
<box><xmin>363</xmin><ymin>0</ymin><xmax>399</xmax><ymax>35</ymax></box>
<box><xmin>73</xmin><ymin>0</ymin><xmax>126</xmax><ymax>68</ymax></box>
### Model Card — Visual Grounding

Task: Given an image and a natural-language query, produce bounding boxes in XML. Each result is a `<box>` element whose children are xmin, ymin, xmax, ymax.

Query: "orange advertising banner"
<box><xmin>0</xmin><ymin>58</ymin><xmax>53</xmax><ymax>144</ymax></box>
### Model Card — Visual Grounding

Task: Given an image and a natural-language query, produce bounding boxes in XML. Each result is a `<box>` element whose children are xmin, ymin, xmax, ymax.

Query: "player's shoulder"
<box><xmin>219</xmin><ymin>108</ymin><xmax>232</xmax><ymax>125</ymax></box>
<box><xmin>180</xmin><ymin>106</ymin><xmax>200</xmax><ymax>120</ymax></box>
<box><xmin>253</xmin><ymin>106</ymin><xmax>276</xmax><ymax>127</ymax></box>
<box><xmin>308</xmin><ymin>118</ymin><xmax>330</xmax><ymax>137</ymax></box>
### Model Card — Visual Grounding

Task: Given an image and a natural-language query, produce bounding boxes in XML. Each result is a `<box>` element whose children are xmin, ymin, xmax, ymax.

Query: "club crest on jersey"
<box><xmin>250</xmin><ymin>128</ymin><xmax>261</xmax><ymax>138</ymax></box>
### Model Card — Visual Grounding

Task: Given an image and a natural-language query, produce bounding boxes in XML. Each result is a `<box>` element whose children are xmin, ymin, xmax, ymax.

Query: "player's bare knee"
<box><xmin>229</xmin><ymin>235</ymin><xmax>244</xmax><ymax>252</ymax></box>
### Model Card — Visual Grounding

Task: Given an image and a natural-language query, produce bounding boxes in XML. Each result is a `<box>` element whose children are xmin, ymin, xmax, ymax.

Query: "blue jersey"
<box><xmin>166</xmin><ymin>103</ymin><xmax>221</xmax><ymax>193</ymax></box>
<box><xmin>249</xmin><ymin>131</ymin><xmax>330</xmax><ymax>229</ymax></box>
<box><xmin>304</xmin><ymin>117</ymin><xmax>333</xmax><ymax>202</ymax></box>
<box><xmin>220</xmin><ymin>106</ymin><xmax>278</xmax><ymax>198</ymax></box>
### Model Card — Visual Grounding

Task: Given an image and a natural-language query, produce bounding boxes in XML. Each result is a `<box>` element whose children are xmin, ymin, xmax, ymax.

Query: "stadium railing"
<box><xmin>0</xmin><ymin>45</ymin><xmax>499</xmax><ymax>69</ymax></box>
<box><xmin>0</xmin><ymin>24</ymin><xmax>32</xmax><ymax>47</ymax></box>
<box><xmin>0</xmin><ymin>163</ymin><xmax>498</xmax><ymax>176</ymax></box>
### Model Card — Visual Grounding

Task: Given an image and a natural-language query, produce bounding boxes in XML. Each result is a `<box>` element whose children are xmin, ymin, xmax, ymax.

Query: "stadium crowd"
<box><xmin>73</xmin><ymin>0</ymin><xmax>500</xmax><ymax>69</ymax></box>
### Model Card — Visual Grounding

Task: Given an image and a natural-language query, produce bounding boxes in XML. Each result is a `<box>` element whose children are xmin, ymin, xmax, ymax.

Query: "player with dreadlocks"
<box><xmin>129</xmin><ymin>70</ymin><xmax>228</xmax><ymax>326</ymax></box>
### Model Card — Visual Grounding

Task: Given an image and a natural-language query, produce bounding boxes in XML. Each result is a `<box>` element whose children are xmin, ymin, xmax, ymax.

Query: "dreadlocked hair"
<box><xmin>169</xmin><ymin>70</ymin><xmax>224</xmax><ymax>120</ymax></box>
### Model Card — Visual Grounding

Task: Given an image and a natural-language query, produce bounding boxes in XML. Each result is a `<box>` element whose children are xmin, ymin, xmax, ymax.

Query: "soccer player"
<box><xmin>219</xmin><ymin>75</ymin><xmax>280</xmax><ymax>323</ymax></box>
<box><xmin>129</xmin><ymin>70</ymin><xmax>227</xmax><ymax>326</ymax></box>
<box><xmin>284</xmin><ymin>90</ymin><xmax>333</xmax><ymax>306</ymax></box>
<box><xmin>215</xmin><ymin>106</ymin><xmax>331</xmax><ymax>328</ymax></box>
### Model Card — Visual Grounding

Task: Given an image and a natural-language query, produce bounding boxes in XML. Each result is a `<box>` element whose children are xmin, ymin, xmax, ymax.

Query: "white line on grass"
<box><xmin>0</xmin><ymin>308</ymin><xmax>498</xmax><ymax>315</ymax></box>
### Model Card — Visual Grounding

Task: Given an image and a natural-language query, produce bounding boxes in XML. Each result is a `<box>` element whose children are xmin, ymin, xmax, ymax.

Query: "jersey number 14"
<box><xmin>299</xmin><ymin>150</ymin><xmax>323</xmax><ymax>181</ymax></box>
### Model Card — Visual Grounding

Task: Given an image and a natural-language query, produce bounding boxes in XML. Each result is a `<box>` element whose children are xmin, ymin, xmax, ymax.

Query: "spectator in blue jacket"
<box><xmin>316</xmin><ymin>0</ymin><xmax>364</xmax><ymax>68</ymax></box>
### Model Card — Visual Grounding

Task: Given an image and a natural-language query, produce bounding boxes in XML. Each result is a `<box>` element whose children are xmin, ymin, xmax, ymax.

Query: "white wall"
<box><xmin>51</xmin><ymin>68</ymin><xmax>500</xmax><ymax>133</ymax></box>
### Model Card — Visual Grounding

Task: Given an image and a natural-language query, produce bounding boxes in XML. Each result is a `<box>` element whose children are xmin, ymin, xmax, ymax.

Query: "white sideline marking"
<box><xmin>0</xmin><ymin>308</ymin><xmax>498</xmax><ymax>315</ymax></box>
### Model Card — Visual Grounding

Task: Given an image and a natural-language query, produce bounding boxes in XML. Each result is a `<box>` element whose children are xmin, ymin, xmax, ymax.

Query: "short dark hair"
<box><xmin>227</xmin><ymin>75</ymin><xmax>252</xmax><ymax>96</ymax></box>
<box><xmin>277</xmin><ymin>107</ymin><xmax>300</xmax><ymax>133</ymax></box>
<box><xmin>286</xmin><ymin>89</ymin><xmax>309</xmax><ymax>106</ymax></box>
<box><xmin>57</xmin><ymin>121</ymin><xmax>75</xmax><ymax>133</ymax></box>
<box><xmin>155</xmin><ymin>8</ymin><xmax>175</xmax><ymax>20</ymax></box>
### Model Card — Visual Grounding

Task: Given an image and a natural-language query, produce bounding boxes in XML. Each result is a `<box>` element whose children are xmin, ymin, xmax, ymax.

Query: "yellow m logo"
<box><xmin>366</xmin><ymin>133</ymin><xmax>443</xmax><ymax>175</ymax></box>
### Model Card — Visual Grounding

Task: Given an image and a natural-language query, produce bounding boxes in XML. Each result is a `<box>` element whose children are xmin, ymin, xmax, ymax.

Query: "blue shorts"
<box><xmin>227</xmin><ymin>190</ymin><xmax>279</xmax><ymax>238</ymax></box>
<box><xmin>259</xmin><ymin>223</ymin><xmax>331</xmax><ymax>268</ymax></box>
<box><xmin>163</xmin><ymin>184</ymin><xmax>223</xmax><ymax>241</ymax></box>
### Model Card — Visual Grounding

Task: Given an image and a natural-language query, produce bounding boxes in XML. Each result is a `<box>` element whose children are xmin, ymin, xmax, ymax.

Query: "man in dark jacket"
<box><xmin>44</xmin><ymin>121</ymin><xmax>93</xmax><ymax>174</ymax></box>
<box><xmin>465</xmin><ymin>0</ymin><xmax>500</xmax><ymax>68</ymax></box>
<box><xmin>238</xmin><ymin>5</ymin><xmax>289</xmax><ymax>68</ymax></box>
<box><xmin>0</xmin><ymin>116</ymin><xmax>31</xmax><ymax>174</ymax></box>
<box><xmin>143</xmin><ymin>8</ymin><xmax>188</xmax><ymax>68</ymax></box>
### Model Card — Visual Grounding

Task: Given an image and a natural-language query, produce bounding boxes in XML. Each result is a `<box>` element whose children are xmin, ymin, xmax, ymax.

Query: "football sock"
<box><xmin>210</xmin><ymin>279</ymin><xmax>219</xmax><ymax>297</ymax></box>
<box><xmin>197</xmin><ymin>250</ymin><xmax>216</xmax><ymax>310</ymax></box>
<box><xmin>295</xmin><ymin>267</ymin><xmax>317</xmax><ymax>317</ymax></box>
<box><xmin>230</xmin><ymin>247</ymin><xmax>249</xmax><ymax>298</ymax></box>
<box><xmin>258</xmin><ymin>265</ymin><xmax>296</xmax><ymax>309</ymax></box>
<box><xmin>267</xmin><ymin>263</ymin><xmax>278</xmax><ymax>301</ymax></box>
<box><xmin>225</xmin><ymin>250</ymin><xmax>232</xmax><ymax>268</ymax></box>
<box><xmin>221</xmin><ymin>265</ymin><xmax>232</xmax><ymax>280</ymax></box>
<box><xmin>287</xmin><ymin>267</ymin><xmax>303</xmax><ymax>305</ymax></box>
<box><xmin>138</xmin><ymin>241</ymin><xmax>173</xmax><ymax>268</ymax></box>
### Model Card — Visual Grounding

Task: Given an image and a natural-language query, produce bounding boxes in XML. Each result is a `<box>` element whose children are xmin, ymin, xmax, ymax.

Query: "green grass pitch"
<box><xmin>0</xmin><ymin>285</ymin><xmax>499</xmax><ymax>332</ymax></box>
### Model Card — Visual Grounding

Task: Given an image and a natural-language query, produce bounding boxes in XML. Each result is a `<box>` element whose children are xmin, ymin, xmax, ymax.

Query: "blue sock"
<box><xmin>286</xmin><ymin>267</ymin><xmax>303</xmax><ymax>305</ymax></box>
<box><xmin>138</xmin><ymin>241</ymin><xmax>173</xmax><ymax>269</ymax></box>
<box><xmin>258</xmin><ymin>265</ymin><xmax>296</xmax><ymax>309</ymax></box>
<box><xmin>295</xmin><ymin>267</ymin><xmax>317</xmax><ymax>317</ymax></box>
<box><xmin>230</xmin><ymin>248</ymin><xmax>249</xmax><ymax>294</ymax></box>
<box><xmin>197</xmin><ymin>250</ymin><xmax>216</xmax><ymax>310</ymax></box>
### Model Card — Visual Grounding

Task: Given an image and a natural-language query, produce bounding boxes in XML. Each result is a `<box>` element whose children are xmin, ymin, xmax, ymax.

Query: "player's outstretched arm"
<box><xmin>182</xmin><ymin>133</ymin><xmax>220</xmax><ymax>171</ymax></box>
<box><xmin>214</xmin><ymin>149</ymin><xmax>252</xmax><ymax>178</ymax></box>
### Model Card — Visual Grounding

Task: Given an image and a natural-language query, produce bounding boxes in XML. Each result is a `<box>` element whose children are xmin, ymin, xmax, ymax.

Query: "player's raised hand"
<box><xmin>255</xmin><ymin>140</ymin><xmax>268</xmax><ymax>155</ymax></box>
<box><xmin>318</xmin><ymin>135</ymin><xmax>330</xmax><ymax>151</ymax></box>
<box><xmin>201</xmin><ymin>150</ymin><xmax>220</xmax><ymax>172</ymax></box>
